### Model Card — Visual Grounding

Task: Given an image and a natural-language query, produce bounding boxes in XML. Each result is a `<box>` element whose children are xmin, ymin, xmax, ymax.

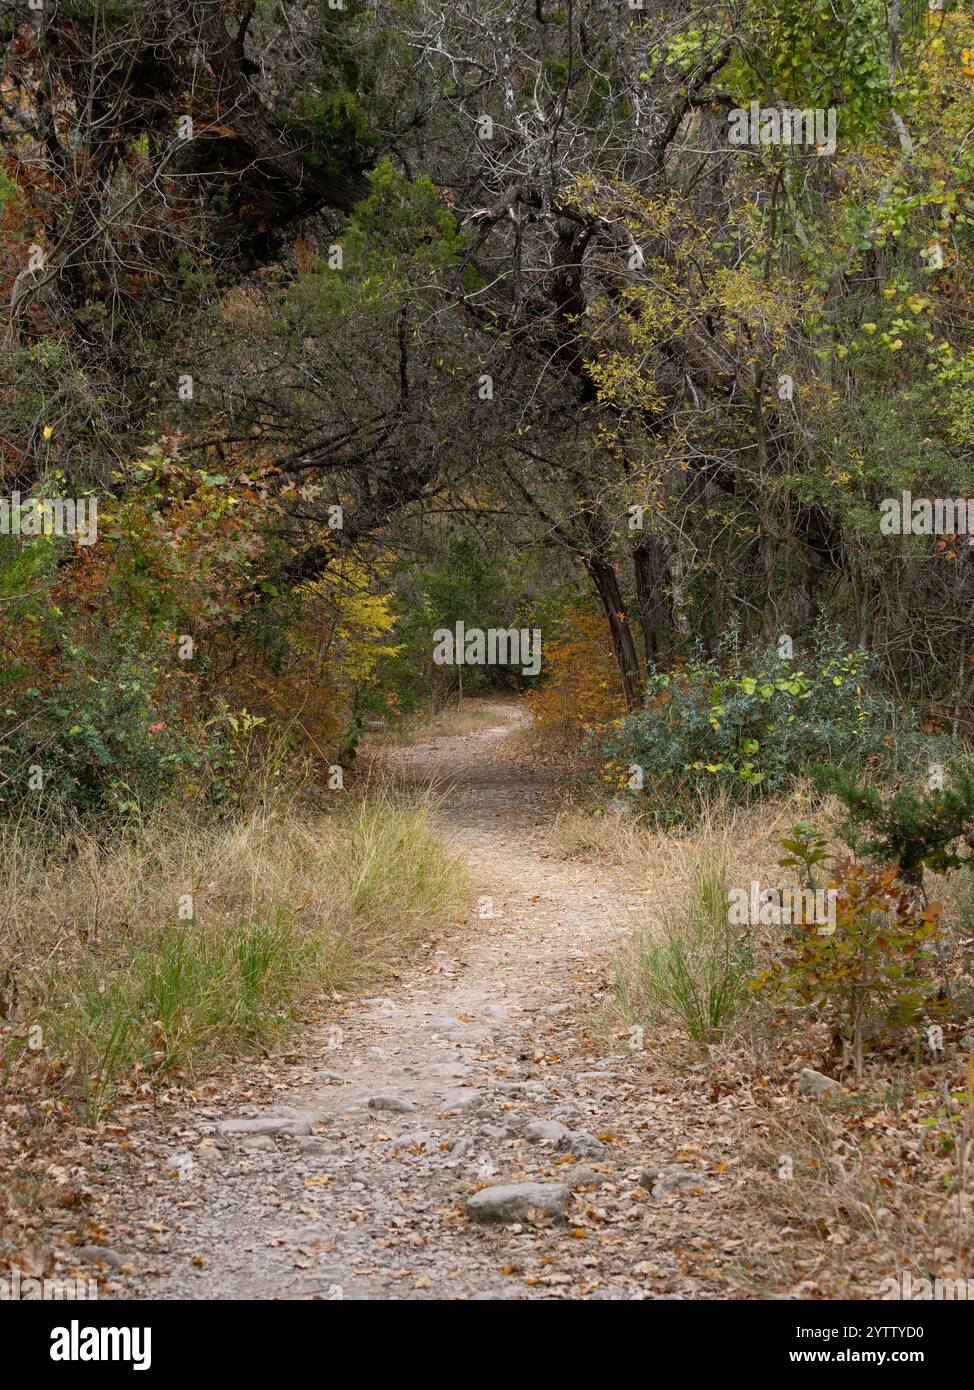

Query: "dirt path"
<box><xmin>97</xmin><ymin>703</ymin><xmax>781</xmax><ymax>1300</ymax></box>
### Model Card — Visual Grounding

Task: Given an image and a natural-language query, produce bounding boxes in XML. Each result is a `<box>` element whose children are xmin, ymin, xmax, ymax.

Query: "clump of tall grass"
<box><xmin>613</xmin><ymin>854</ymin><xmax>753</xmax><ymax>1045</ymax></box>
<box><xmin>0</xmin><ymin>791</ymin><xmax>465</xmax><ymax>1117</ymax></box>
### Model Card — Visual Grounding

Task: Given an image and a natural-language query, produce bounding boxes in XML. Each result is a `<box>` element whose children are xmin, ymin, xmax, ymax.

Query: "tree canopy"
<box><xmin>3</xmin><ymin>0</ymin><xmax>974</xmax><ymax>801</ymax></box>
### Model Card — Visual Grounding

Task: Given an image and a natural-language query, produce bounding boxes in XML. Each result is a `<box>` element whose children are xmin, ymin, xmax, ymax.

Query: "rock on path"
<box><xmin>94</xmin><ymin>704</ymin><xmax>733</xmax><ymax>1302</ymax></box>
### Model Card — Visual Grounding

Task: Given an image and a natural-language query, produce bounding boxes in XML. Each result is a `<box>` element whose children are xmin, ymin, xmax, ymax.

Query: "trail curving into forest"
<box><xmin>102</xmin><ymin>704</ymin><xmax>772</xmax><ymax>1300</ymax></box>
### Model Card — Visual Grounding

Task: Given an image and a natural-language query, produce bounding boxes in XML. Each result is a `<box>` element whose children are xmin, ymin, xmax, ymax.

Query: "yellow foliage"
<box><xmin>527</xmin><ymin>603</ymin><xmax>625</xmax><ymax>740</ymax></box>
<box><xmin>224</xmin><ymin>558</ymin><xmax>401</xmax><ymax>757</ymax></box>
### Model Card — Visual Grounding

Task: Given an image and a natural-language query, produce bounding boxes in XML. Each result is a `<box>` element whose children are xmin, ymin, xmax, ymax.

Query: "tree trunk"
<box><xmin>585</xmin><ymin>555</ymin><xmax>643</xmax><ymax>711</ymax></box>
<box><xmin>631</xmin><ymin>532</ymin><xmax>670</xmax><ymax>667</ymax></box>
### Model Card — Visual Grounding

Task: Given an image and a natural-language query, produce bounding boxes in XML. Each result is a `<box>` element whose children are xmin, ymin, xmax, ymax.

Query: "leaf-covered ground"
<box><xmin>5</xmin><ymin>706</ymin><xmax>968</xmax><ymax>1300</ymax></box>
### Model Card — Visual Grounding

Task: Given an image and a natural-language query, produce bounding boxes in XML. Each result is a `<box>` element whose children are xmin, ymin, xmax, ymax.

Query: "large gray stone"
<box><xmin>557</xmin><ymin>1129</ymin><xmax>606</xmax><ymax>1159</ymax></box>
<box><xmin>451</xmin><ymin>1093</ymin><xmax>485</xmax><ymax>1112</ymax></box>
<box><xmin>495</xmin><ymin>1080</ymin><xmax>546</xmax><ymax>1097</ymax></box>
<box><xmin>465</xmin><ymin>1181</ymin><xmax>569</xmax><ymax>1224</ymax></box>
<box><xmin>524</xmin><ymin>1119</ymin><xmax>571</xmax><ymax>1145</ymax></box>
<box><xmin>217</xmin><ymin>1116</ymin><xmax>312</xmax><ymax>1136</ymax></box>
<box><xmin>294</xmin><ymin>1135</ymin><xmax>333</xmax><ymax>1154</ymax></box>
<box><xmin>641</xmin><ymin>1164</ymin><xmax>712</xmax><ymax>1198</ymax></box>
<box><xmin>797</xmin><ymin>1068</ymin><xmax>841</xmax><ymax>1100</ymax></box>
<box><xmin>366</xmin><ymin>1094</ymin><xmax>416</xmax><ymax>1113</ymax></box>
<box><xmin>562</xmin><ymin>1164</ymin><xmax>607</xmax><ymax>1189</ymax></box>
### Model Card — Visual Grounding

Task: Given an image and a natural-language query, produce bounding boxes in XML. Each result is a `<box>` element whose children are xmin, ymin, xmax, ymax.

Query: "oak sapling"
<box><xmin>751</xmin><ymin>858</ymin><xmax>947</xmax><ymax>1078</ymax></box>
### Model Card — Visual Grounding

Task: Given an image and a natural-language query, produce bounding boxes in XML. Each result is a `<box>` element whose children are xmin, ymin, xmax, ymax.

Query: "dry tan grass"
<box><xmin>363</xmin><ymin>698</ymin><xmax>513</xmax><ymax>746</ymax></box>
<box><xmin>564</xmin><ymin>789</ymin><xmax>974</xmax><ymax>1294</ymax></box>
<box><xmin>552</xmin><ymin>790</ymin><xmax>819</xmax><ymax>908</ymax></box>
<box><xmin>557</xmin><ymin>793</ymin><xmax>818</xmax><ymax>1049</ymax></box>
<box><xmin>0</xmin><ymin>791</ymin><xmax>467</xmax><ymax>1114</ymax></box>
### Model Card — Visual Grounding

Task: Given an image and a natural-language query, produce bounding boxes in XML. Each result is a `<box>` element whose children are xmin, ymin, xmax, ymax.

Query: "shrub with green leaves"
<box><xmin>813</xmin><ymin>760</ymin><xmax>974</xmax><ymax>888</ymax></box>
<box><xmin>0</xmin><ymin>636</ymin><xmax>212</xmax><ymax>817</ymax></box>
<box><xmin>596</xmin><ymin>630</ymin><xmax>898</xmax><ymax>822</ymax></box>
